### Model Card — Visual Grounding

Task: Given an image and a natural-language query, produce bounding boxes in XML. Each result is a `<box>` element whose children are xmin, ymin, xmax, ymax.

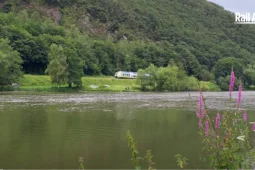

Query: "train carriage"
<box><xmin>114</xmin><ymin>71</ymin><xmax>137</xmax><ymax>79</ymax></box>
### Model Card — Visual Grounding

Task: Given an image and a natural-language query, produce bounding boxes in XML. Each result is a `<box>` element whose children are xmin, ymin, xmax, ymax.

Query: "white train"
<box><xmin>114</xmin><ymin>71</ymin><xmax>137</xmax><ymax>79</ymax></box>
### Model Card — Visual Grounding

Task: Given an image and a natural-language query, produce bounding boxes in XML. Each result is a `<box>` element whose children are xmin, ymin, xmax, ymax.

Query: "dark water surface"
<box><xmin>0</xmin><ymin>92</ymin><xmax>255</xmax><ymax>169</ymax></box>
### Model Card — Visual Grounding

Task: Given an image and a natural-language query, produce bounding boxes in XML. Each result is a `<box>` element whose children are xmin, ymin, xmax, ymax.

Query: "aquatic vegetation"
<box><xmin>175</xmin><ymin>154</ymin><xmax>188</xmax><ymax>169</ymax></box>
<box><xmin>144</xmin><ymin>150</ymin><xmax>156</xmax><ymax>170</ymax></box>
<box><xmin>78</xmin><ymin>157</ymin><xmax>85</xmax><ymax>170</ymax></box>
<box><xmin>127</xmin><ymin>130</ymin><xmax>141</xmax><ymax>170</ymax></box>
<box><xmin>127</xmin><ymin>131</ymin><xmax>156</xmax><ymax>170</ymax></box>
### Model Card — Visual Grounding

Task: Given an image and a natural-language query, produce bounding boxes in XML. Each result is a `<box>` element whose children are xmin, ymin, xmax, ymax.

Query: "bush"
<box><xmin>137</xmin><ymin>64</ymin><xmax>219</xmax><ymax>92</ymax></box>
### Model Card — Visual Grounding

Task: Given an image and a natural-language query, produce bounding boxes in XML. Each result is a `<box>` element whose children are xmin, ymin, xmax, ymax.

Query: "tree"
<box><xmin>45</xmin><ymin>44</ymin><xmax>68</xmax><ymax>87</ymax></box>
<box><xmin>213</xmin><ymin>57</ymin><xmax>244</xmax><ymax>83</ymax></box>
<box><xmin>243</xmin><ymin>64</ymin><xmax>255</xmax><ymax>87</ymax></box>
<box><xmin>157</xmin><ymin>65</ymin><xmax>187</xmax><ymax>91</ymax></box>
<box><xmin>65</xmin><ymin>47</ymin><xmax>84</xmax><ymax>87</ymax></box>
<box><xmin>0</xmin><ymin>38</ymin><xmax>23</xmax><ymax>86</ymax></box>
<box><xmin>136</xmin><ymin>64</ymin><xmax>157</xmax><ymax>91</ymax></box>
<box><xmin>137</xmin><ymin>64</ymin><xmax>189</xmax><ymax>91</ymax></box>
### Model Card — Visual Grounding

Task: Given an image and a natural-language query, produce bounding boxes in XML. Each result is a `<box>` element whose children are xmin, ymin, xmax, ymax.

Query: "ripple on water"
<box><xmin>0</xmin><ymin>91</ymin><xmax>255</xmax><ymax>111</ymax></box>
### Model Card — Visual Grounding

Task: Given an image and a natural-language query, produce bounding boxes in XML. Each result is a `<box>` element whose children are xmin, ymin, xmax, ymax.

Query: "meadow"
<box><xmin>0</xmin><ymin>75</ymin><xmax>221</xmax><ymax>92</ymax></box>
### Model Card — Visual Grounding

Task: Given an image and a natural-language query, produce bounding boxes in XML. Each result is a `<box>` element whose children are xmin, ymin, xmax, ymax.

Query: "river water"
<box><xmin>0</xmin><ymin>92</ymin><xmax>255</xmax><ymax>169</ymax></box>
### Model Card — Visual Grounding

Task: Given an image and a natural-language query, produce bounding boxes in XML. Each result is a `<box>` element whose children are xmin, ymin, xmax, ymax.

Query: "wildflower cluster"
<box><xmin>196</xmin><ymin>69</ymin><xmax>255</xmax><ymax>169</ymax></box>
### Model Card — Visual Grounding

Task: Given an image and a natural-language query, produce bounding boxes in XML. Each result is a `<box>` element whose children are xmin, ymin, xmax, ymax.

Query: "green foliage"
<box><xmin>175</xmin><ymin>154</ymin><xmax>188</xmax><ymax>169</ymax></box>
<box><xmin>213</xmin><ymin>57</ymin><xmax>244</xmax><ymax>81</ymax></box>
<box><xmin>17</xmin><ymin>75</ymin><xmax>138</xmax><ymax>92</ymax></box>
<box><xmin>127</xmin><ymin>131</ymin><xmax>157</xmax><ymax>170</ymax></box>
<box><xmin>136</xmin><ymin>64</ymin><xmax>216</xmax><ymax>92</ymax></box>
<box><xmin>201</xmin><ymin>109</ymin><xmax>252</xmax><ymax>169</ymax></box>
<box><xmin>66</xmin><ymin>47</ymin><xmax>84</xmax><ymax>87</ymax></box>
<box><xmin>45</xmin><ymin>44</ymin><xmax>84</xmax><ymax>88</ymax></box>
<box><xmin>78</xmin><ymin>157</ymin><xmax>85</xmax><ymax>170</ymax></box>
<box><xmin>144</xmin><ymin>150</ymin><xmax>156</xmax><ymax>170</ymax></box>
<box><xmin>2</xmin><ymin>0</ymin><xmax>255</xmax><ymax>90</ymax></box>
<box><xmin>45</xmin><ymin>44</ymin><xmax>68</xmax><ymax>86</ymax></box>
<box><xmin>217</xmin><ymin>75</ymin><xmax>238</xmax><ymax>91</ymax></box>
<box><xmin>49</xmin><ymin>0</ymin><xmax>255</xmax><ymax>82</ymax></box>
<box><xmin>20</xmin><ymin>74</ymin><xmax>52</xmax><ymax>86</ymax></box>
<box><xmin>199</xmin><ymin>81</ymin><xmax>221</xmax><ymax>91</ymax></box>
<box><xmin>1</xmin><ymin>3</ymin><xmax>12</xmax><ymax>13</ymax></box>
<box><xmin>156</xmin><ymin>65</ymin><xmax>187</xmax><ymax>91</ymax></box>
<box><xmin>243</xmin><ymin>64</ymin><xmax>255</xmax><ymax>87</ymax></box>
<box><xmin>0</xmin><ymin>38</ymin><xmax>23</xmax><ymax>86</ymax></box>
<box><xmin>127</xmin><ymin>130</ymin><xmax>141</xmax><ymax>170</ymax></box>
<box><xmin>136</xmin><ymin>64</ymin><xmax>157</xmax><ymax>91</ymax></box>
<box><xmin>196</xmin><ymin>79</ymin><xmax>255</xmax><ymax>169</ymax></box>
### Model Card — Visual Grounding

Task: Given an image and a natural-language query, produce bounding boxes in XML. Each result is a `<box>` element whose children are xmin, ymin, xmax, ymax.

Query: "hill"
<box><xmin>1</xmin><ymin>0</ymin><xmax>255</xmax><ymax>89</ymax></box>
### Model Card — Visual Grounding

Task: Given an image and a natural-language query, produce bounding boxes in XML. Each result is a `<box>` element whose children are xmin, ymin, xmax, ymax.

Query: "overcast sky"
<box><xmin>208</xmin><ymin>0</ymin><xmax>255</xmax><ymax>14</ymax></box>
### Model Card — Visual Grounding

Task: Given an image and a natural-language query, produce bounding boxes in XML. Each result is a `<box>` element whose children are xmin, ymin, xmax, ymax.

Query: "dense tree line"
<box><xmin>1</xmin><ymin>0</ymin><xmax>255</xmax><ymax>89</ymax></box>
<box><xmin>0</xmin><ymin>38</ymin><xmax>23</xmax><ymax>86</ymax></box>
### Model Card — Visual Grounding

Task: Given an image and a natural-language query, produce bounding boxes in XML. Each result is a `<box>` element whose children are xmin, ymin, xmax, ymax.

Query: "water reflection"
<box><xmin>0</xmin><ymin>92</ymin><xmax>254</xmax><ymax>169</ymax></box>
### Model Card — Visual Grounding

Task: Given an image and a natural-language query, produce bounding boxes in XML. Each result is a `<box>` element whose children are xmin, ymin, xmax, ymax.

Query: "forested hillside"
<box><xmin>1</xmin><ymin>0</ymin><xmax>255</xmax><ymax>89</ymax></box>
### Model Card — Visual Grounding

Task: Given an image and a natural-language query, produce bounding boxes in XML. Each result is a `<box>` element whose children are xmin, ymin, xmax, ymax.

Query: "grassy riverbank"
<box><xmin>14</xmin><ymin>75</ymin><xmax>138</xmax><ymax>92</ymax></box>
<box><xmin>0</xmin><ymin>75</ymin><xmax>220</xmax><ymax>92</ymax></box>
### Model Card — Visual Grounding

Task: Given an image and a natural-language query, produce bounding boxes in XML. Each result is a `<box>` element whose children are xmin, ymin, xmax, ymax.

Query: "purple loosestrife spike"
<box><xmin>229</xmin><ymin>85</ymin><xmax>231</xmax><ymax>97</ymax></box>
<box><xmin>201</xmin><ymin>111</ymin><xmax>205</xmax><ymax>119</ymax></box>
<box><xmin>215</xmin><ymin>113</ymin><xmax>220</xmax><ymax>129</ymax></box>
<box><xmin>196</xmin><ymin>111</ymin><xmax>200</xmax><ymax>118</ymax></box>
<box><xmin>253</xmin><ymin>122</ymin><xmax>255</xmax><ymax>131</ymax></box>
<box><xmin>199</xmin><ymin>94</ymin><xmax>203</xmax><ymax>114</ymax></box>
<box><xmin>205</xmin><ymin>120</ymin><xmax>209</xmax><ymax>136</ymax></box>
<box><xmin>243</xmin><ymin>112</ymin><xmax>247</xmax><ymax>122</ymax></box>
<box><xmin>198</xmin><ymin>119</ymin><xmax>202</xmax><ymax>129</ymax></box>
<box><xmin>237</xmin><ymin>84</ymin><xmax>242</xmax><ymax>106</ymax></box>
<box><xmin>229</xmin><ymin>70</ymin><xmax>235</xmax><ymax>97</ymax></box>
<box><xmin>231</xmin><ymin>71</ymin><xmax>235</xmax><ymax>88</ymax></box>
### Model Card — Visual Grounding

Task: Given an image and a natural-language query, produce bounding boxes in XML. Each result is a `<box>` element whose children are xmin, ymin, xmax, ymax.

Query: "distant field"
<box><xmin>17</xmin><ymin>75</ymin><xmax>139</xmax><ymax>92</ymax></box>
<box><xmin>0</xmin><ymin>75</ymin><xmax>220</xmax><ymax>92</ymax></box>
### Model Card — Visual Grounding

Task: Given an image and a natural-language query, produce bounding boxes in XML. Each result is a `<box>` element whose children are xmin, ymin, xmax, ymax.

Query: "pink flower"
<box><xmin>198</xmin><ymin>119</ymin><xmax>202</xmax><ymax>129</ymax></box>
<box><xmin>199</xmin><ymin>94</ymin><xmax>203</xmax><ymax>115</ymax></box>
<box><xmin>229</xmin><ymin>70</ymin><xmax>235</xmax><ymax>97</ymax></box>
<box><xmin>201</xmin><ymin>111</ymin><xmax>205</xmax><ymax>119</ymax></box>
<box><xmin>196</xmin><ymin>111</ymin><xmax>200</xmax><ymax>118</ymax></box>
<box><xmin>205</xmin><ymin>120</ymin><xmax>209</xmax><ymax>136</ymax></box>
<box><xmin>215</xmin><ymin>113</ymin><xmax>220</xmax><ymax>129</ymax></box>
<box><xmin>237</xmin><ymin>84</ymin><xmax>242</xmax><ymax>106</ymax></box>
<box><xmin>253</xmin><ymin>122</ymin><xmax>255</xmax><ymax>131</ymax></box>
<box><xmin>243</xmin><ymin>112</ymin><xmax>247</xmax><ymax>122</ymax></box>
<box><xmin>196</xmin><ymin>93</ymin><xmax>205</xmax><ymax>119</ymax></box>
<box><xmin>231</xmin><ymin>71</ymin><xmax>235</xmax><ymax>87</ymax></box>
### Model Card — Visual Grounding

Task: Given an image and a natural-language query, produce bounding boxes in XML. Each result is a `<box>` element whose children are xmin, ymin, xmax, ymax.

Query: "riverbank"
<box><xmin>0</xmin><ymin>75</ymin><xmax>220</xmax><ymax>92</ymax></box>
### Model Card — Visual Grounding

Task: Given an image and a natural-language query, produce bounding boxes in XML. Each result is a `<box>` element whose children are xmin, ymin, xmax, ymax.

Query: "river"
<box><xmin>0</xmin><ymin>92</ymin><xmax>255</xmax><ymax>169</ymax></box>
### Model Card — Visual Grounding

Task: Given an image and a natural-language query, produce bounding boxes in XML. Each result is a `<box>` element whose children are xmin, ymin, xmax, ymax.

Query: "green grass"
<box><xmin>1</xmin><ymin>75</ymin><xmax>220</xmax><ymax>92</ymax></box>
<box><xmin>20</xmin><ymin>75</ymin><xmax>52</xmax><ymax>86</ymax></box>
<box><xmin>16</xmin><ymin>75</ymin><xmax>139</xmax><ymax>92</ymax></box>
<box><xmin>81</xmin><ymin>76</ymin><xmax>138</xmax><ymax>91</ymax></box>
